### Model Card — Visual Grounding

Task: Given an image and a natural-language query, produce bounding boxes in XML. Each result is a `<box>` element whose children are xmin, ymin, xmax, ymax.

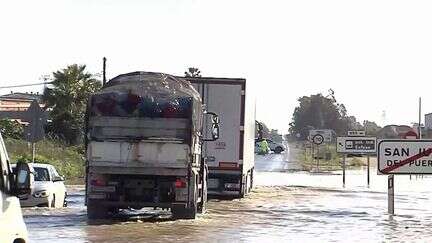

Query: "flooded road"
<box><xmin>24</xmin><ymin>146</ymin><xmax>432</xmax><ymax>242</ymax></box>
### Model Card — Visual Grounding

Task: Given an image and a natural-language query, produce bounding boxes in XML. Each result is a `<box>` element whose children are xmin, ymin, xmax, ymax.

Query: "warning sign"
<box><xmin>378</xmin><ymin>140</ymin><xmax>432</xmax><ymax>174</ymax></box>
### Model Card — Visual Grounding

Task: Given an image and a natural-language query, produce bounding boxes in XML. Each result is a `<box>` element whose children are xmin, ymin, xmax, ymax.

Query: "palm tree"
<box><xmin>43</xmin><ymin>64</ymin><xmax>101</xmax><ymax>144</ymax></box>
<box><xmin>184</xmin><ymin>67</ymin><xmax>202</xmax><ymax>77</ymax></box>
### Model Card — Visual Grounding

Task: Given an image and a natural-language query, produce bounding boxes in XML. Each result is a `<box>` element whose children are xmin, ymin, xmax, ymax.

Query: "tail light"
<box><xmin>175</xmin><ymin>178</ymin><xmax>187</xmax><ymax>188</ymax></box>
<box><xmin>90</xmin><ymin>179</ymin><xmax>106</xmax><ymax>186</ymax></box>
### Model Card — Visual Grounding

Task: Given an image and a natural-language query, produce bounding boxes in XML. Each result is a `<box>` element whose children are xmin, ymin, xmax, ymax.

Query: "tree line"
<box><xmin>288</xmin><ymin>89</ymin><xmax>381</xmax><ymax>140</ymax></box>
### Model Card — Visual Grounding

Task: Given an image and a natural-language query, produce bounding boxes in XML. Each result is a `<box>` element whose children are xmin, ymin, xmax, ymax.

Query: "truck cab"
<box><xmin>0</xmin><ymin>132</ymin><xmax>33</xmax><ymax>243</ymax></box>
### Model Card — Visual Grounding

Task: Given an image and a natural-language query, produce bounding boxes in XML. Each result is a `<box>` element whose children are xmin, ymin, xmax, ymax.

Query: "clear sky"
<box><xmin>1</xmin><ymin>0</ymin><xmax>431</xmax><ymax>133</ymax></box>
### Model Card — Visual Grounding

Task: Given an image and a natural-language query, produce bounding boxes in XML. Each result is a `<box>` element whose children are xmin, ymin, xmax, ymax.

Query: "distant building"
<box><xmin>376</xmin><ymin>125</ymin><xmax>416</xmax><ymax>139</ymax></box>
<box><xmin>0</xmin><ymin>92</ymin><xmax>46</xmax><ymax>124</ymax></box>
<box><xmin>426</xmin><ymin>113</ymin><xmax>432</xmax><ymax>130</ymax></box>
<box><xmin>0</xmin><ymin>92</ymin><xmax>44</xmax><ymax>111</ymax></box>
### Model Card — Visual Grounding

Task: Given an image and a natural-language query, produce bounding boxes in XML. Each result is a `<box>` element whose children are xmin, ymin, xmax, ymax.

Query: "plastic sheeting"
<box><xmin>90</xmin><ymin>72</ymin><xmax>202</xmax><ymax>119</ymax></box>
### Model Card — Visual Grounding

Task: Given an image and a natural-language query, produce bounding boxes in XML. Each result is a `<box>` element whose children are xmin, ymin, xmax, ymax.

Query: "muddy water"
<box><xmin>23</xmin><ymin>153</ymin><xmax>432</xmax><ymax>242</ymax></box>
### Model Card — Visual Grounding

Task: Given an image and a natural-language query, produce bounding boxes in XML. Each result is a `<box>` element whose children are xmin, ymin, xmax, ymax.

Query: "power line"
<box><xmin>0</xmin><ymin>81</ymin><xmax>52</xmax><ymax>89</ymax></box>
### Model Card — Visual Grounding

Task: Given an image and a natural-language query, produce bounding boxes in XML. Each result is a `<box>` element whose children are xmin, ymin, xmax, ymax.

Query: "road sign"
<box><xmin>309</xmin><ymin>129</ymin><xmax>333</xmax><ymax>143</ymax></box>
<box><xmin>348</xmin><ymin>130</ymin><xmax>365</xmax><ymax>137</ymax></box>
<box><xmin>312</xmin><ymin>134</ymin><xmax>324</xmax><ymax>145</ymax></box>
<box><xmin>337</xmin><ymin>137</ymin><xmax>377</xmax><ymax>154</ymax></box>
<box><xmin>378</xmin><ymin>140</ymin><xmax>432</xmax><ymax>174</ymax></box>
<box><xmin>23</xmin><ymin>101</ymin><xmax>46</xmax><ymax>143</ymax></box>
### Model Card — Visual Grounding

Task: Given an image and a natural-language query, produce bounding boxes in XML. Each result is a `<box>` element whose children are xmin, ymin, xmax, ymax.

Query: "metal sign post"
<box><xmin>337</xmin><ymin>136</ymin><xmax>377</xmax><ymax>187</ymax></box>
<box><xmin>367</xmin><ymin>155</ymin><xmax>370</xmax><ymax>186</ymax></box>
<box><xmin>388</xmin><ymin>175</ymin><xmax>394</xmax><ymax>215</ymax></box>
<box><xmin>342</xmin><ymin>154</ymin><xmax>346</xmax><ymax>186</ymax></box>
<box><xmin>377</xmin><ymin>139</ymin><xmax>432</xmax><ymax>215</ymax></box>
<box><xmin>23</xmin><ymin>101</ymin><xmax>47</xmax><ymax>162</ymax></box>
<box><xmin>312</xmin><ymin>134</ymin><xmax>324</xmax><ymax>172</ymax></box>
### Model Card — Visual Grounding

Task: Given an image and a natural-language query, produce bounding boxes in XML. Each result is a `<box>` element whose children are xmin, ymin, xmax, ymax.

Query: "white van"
<box><xmin>0</xmin><ymin>132</ymin><xmax>33</xmax><ymax>243</ymax></box>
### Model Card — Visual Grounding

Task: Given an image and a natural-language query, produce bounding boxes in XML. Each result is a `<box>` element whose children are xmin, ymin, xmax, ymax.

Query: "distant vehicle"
<box><xmin>254</xmin><ymin>139</ymin><xmax>284</xmax><ymax>154</ymax></box>
<box><xmin>267</xmin><ymin>139</ymin><xmax>285</xmax><ymax>154</ymax></box>
<box><xmin>12</xmin><ymin>163</ymin><xmax>67</xmax><ymax>208</ymax></box>
<box><xmin>0</xmin><ymin>132</ymin><xmax>33</xmax><ymax>243</ymax></box>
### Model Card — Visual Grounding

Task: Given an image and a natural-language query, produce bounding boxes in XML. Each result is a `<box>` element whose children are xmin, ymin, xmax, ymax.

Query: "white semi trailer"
<box><xmin>186</xmin><ymin>77</ymin><xmax>255</xmax><ymax>197</ymax></box>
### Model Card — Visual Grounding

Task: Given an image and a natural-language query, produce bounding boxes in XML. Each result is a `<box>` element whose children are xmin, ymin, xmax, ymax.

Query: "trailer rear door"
<box><xmin>193</xmin><ymin>82</ymin><xmax>242</xmax><ymax>171</ymax></box>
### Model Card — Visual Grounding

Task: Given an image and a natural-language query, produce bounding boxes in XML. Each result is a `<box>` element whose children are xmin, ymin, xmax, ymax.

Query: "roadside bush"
<box><xmin>5</xmin><ymin>138</ymin><xmax>85</xmax><ymax>180</ymax></box>
<box><xmin>0</xmin><ymin>119</ymin><xmax>24</xmax><ymax>139</ymax></box>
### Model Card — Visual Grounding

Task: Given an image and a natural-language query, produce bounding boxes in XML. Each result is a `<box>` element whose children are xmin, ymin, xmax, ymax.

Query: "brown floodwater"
<box><xmin>23</xmin><ymin>151</ymin><xmax>432</xmax><ymax>242</ymax></box>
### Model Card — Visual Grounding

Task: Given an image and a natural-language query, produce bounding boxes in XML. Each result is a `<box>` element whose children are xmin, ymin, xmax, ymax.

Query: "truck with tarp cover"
<box><xmin>85</xmin><ymin>71</ymin><xmax>220</xmax><ymax>219</ymax></box>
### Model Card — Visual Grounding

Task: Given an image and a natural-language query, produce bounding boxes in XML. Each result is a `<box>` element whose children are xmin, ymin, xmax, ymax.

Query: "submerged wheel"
<box><xmin>274</xmin><ymin>146</ymin><xmax>283</xmax><ymax>154</ymax></box>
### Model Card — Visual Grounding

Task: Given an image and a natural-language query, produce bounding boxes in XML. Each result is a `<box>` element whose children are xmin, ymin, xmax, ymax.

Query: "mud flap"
<box><xmin>171</xmin><ymin>203</ymin><xmax>197</xmax><ymax>219</ymax></box>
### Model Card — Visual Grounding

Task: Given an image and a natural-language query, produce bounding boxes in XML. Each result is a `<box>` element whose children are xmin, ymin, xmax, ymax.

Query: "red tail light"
<box><xmin>175</xmin><ymin>178</ymin><xmax>187</xmax><ymax>188</ymax></box>
<box><xmin>90</xmin><ymin>179</ymin><xmax>106</xmax><ymax>186</ymax></box>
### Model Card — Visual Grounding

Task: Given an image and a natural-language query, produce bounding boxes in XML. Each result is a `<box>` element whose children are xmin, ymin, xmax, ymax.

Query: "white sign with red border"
<box><xmin>378</xmin><ymin>140</ymin><xmax>432</xmax><ymax>174</ymax></box>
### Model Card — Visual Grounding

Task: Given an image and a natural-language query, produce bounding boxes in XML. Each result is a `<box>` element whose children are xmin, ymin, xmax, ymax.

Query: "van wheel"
<box><xmin>50</xmin><ymin>195</ymin><xmax>56</xmax><ymax>208</ymax></box>
<box><xmin>63</xmin><ymin>193</ymin><xmax>68</xmax><ymax>207</ymax></box>
<box><xmin>274</xmin><ymin>147</ymin><xmax>283</xmax><ymax>154</ymax></box>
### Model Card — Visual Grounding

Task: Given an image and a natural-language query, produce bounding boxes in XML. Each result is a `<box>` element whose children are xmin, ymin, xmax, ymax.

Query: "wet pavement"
<box><xmin>23</xmin><ymin>145</ymin><xmax>432</xmax><ymax>242</ymax></box>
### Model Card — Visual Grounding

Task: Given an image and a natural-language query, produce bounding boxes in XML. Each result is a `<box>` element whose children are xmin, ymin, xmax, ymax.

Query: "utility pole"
<box><xmin>418</xmin><ymin>97</ymin><xmax>422</xmax><ymax>138</ymax></box>
<box><xmin>103</xmin><ymin>57</ymin><xmax>107</xmax><ymax>86</ymax></box>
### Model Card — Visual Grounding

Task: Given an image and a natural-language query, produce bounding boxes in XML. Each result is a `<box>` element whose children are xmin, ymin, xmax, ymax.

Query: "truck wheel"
<box><xmin>172</xmin><ymin>204</ymin><xmax>197</xmax><ymax>219</ymax></box>
<box><xmin>87</xmin><ymin>200</ymin><xmax>109</xmax><ymax>219</ymax></box>
<box><xmin>274</xmin><ymin>147</ymin><xmax>283</xmax><ymax>154</ymax></box>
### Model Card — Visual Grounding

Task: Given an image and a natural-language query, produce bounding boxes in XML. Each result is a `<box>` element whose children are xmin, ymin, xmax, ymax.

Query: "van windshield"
<box><xmin>34</xmin><ymin>167</ymin><xmax>50</xmax><ymax>181</ymax></box>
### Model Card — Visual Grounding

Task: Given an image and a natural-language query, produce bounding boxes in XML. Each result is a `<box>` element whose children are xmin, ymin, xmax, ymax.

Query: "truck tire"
<box><xmin>274</xmin><ymin>146</ymin><xmax>283</xmax><ymax>154</ymax></box>
<box><xmin>87</xmin><ymin>200</ymin><xmax>109</xmax><ymax>219</ymax></box>
<box><xmin>172</xmin><ymin>204</ymin><xmax>197</xmax><ymax>219</ymax></box>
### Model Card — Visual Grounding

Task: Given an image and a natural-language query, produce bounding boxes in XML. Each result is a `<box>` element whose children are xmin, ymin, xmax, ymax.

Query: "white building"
<box><xmin>426</xmin><ymin>113</ymin><xmax>432</xmax><ymax>130</ymax></box>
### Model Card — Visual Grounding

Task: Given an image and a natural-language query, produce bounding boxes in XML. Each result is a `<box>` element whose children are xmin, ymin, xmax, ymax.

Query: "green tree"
<box><xmin>289</xmin><ymin>91</ymin><xmax>351</xmax><ymax>139</ymax></box>
<box><xmin>184</xmin><ymin>67</ymin><xmax>201</xmax><ymax>77</ymax></box>
<box><xmin>43</xmin><ymin>64</ymin><xmax>101</xmax><ymax>144</ymax></box>
<box><xmin>363</xmin><ymin>120</ymin><xmax>381</xmax><ymax>136</ymax></box>
<box><xmin>0</xmin><ymin>119</ymin><xmax>23</xmax><ymax>139</ymax></box>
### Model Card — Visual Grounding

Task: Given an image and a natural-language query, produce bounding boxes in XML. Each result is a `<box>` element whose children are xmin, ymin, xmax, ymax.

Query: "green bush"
<box><xmin>0</xmin><ymin>119</ymin><xmax>24</xmax><ymax>139</ymax></box>
<box><xmin>5</xmin><ymin>138</ymin><xmax>85</xmax><ymax>180</ymax></box>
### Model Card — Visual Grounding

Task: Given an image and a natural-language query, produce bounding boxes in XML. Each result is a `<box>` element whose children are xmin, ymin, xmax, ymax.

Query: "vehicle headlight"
<box><xmin>33</xmin><ymin>190</ymin><xmax>49</xmax><ymax>198</ymax></box>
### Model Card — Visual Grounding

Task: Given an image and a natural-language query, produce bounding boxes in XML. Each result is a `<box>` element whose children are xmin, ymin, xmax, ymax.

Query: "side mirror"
<box><xmin>204</xmin><ymin>112</ymin><xmax>220</xmax><ymax>141</ymax></box>
<box><xmin>211</xmin><ymin>124</ymin><xmax>220</xmax><ymax>140</ymax></box>
<box><xmin>53</xmin><ymin>176</ymin><xmax>64</xmax><ymax>182</ymax></box>
<box><xmin>13</xmin><ymin>162</ymin><xmax>34</xmax><ymax>198</ymax></box>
